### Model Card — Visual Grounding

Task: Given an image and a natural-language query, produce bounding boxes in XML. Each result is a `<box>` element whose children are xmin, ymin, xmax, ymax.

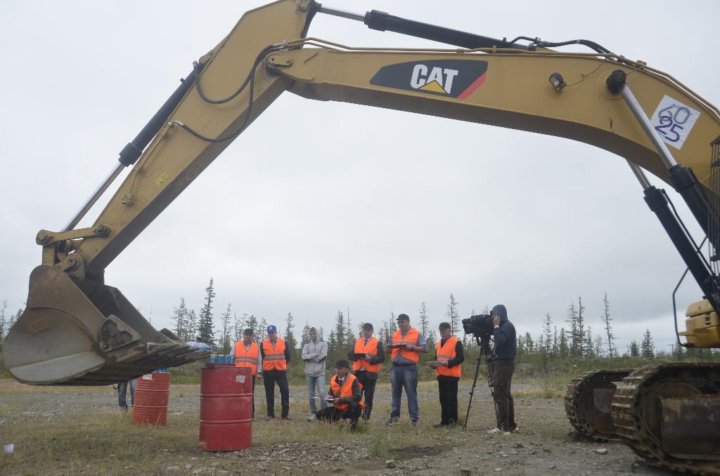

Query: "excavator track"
<box><xmin>564</xmin><ymin>369</ymin><xmax>632</xmax><ymax>441</ymax></box>
<box><xmin>611</xmin><ymin>363</ymin><xmax>720</xmax><ymax>475</ymax></box>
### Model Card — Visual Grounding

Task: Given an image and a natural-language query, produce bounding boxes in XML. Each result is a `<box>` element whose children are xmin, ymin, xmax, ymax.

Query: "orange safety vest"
<box><xmin>436</xmin><ymin>336</ymin><xmax>462</xmax><ymax>378</ymax></box>
<box><xmin>262</xmin><ymin>337</ymin><xmax>287</xmax><ymax>371</ymax></box>
<box><xmin>391</xmin><ymin>327</ymin><xmax>420</xmax><ymax>364</ymax></box>
<box><xmin>352</xmin><ymin>336</ymin><xmax>381</xmax><ymax>374</ymax></box>
<box><xmin>234</xmin><ymin>341</ymin><xmax>259</xmax><ymax>375</ymax></box>
<box><xmin>330</xmin><ymin>372</ymin><xmax>364</xmax><ymax>412</ymax></box>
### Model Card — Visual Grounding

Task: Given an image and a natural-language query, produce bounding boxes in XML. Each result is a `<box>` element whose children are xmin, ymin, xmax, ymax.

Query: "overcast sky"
<box><xmin>1</xmin><ymin>1</ymin><xmax>718</xmax><ymax>355</ymax></box>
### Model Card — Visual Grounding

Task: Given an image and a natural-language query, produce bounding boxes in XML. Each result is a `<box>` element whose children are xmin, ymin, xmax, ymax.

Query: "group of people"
<box><xmin>232</xmin><ymin>304</ymin><xmax>517</xmax><ymax>432</ymax></box>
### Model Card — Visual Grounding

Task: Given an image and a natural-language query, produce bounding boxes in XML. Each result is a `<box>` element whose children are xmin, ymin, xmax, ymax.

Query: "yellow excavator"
<box><xmin>5</xmin><ymin>0</ymin><xmax>719</xmax><ymax>472</ymax></box>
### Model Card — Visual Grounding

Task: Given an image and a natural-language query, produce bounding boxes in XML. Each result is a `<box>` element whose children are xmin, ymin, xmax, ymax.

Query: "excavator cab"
<box><xmin>5</xmin><ymin>265</ymin><xmax>208</xmax><ymax>385</ymax></box>
<box><xmin>682</xmin><ymin>299</ymin><xmax>720</xmax><ymax>348</ymax></box>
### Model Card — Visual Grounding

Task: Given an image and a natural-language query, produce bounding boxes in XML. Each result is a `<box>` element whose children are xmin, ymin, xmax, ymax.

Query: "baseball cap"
<box><xmin>267</xmin><ymin>325</ymin><xmax>277</xmax><ymax>334</ymax></box>
<box><xmin>396</xmin><ymin>313</ymin><xmax>409</xmax><ymax>321</ymax></box>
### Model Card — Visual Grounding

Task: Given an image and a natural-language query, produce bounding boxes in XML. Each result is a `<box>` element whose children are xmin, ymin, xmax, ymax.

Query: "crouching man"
<box><xmin>316</xmin><ymin>360</ymin><xmax>363</xmax><ymax>428</ymax></box>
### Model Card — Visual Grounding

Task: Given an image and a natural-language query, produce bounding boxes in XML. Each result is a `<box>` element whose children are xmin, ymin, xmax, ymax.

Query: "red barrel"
<box><xmin>132</xmin><ymin>372</ymin><xmax>170</xmax><ymax>425</ymax></box>
<box><xmin>199</xmin><ymin>365</ymin><xmax>253</xmax><ymax>451</ymax></box>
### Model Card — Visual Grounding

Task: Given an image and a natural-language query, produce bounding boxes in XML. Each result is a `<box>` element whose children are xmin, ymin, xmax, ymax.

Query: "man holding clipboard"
<box><xmin>348</xmin><ymin>322</ymin><xmax>385</xmax><ymax>421</ymax></box>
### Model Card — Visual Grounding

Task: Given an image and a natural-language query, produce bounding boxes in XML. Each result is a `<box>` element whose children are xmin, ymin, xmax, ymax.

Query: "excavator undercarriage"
<box><xmin>564</xmin><ymin>369</ymin><xmax>632</xmax><ymax>441</ymax></box>
<box><xmin>613</xmin><ymin>363</ymin><xmax>720</xmax><ymax>474</ymax></box>
<box><xmin>566</xmin><ymin>364</ymin><xmax>720</xmax><ymax>474</ymax></box>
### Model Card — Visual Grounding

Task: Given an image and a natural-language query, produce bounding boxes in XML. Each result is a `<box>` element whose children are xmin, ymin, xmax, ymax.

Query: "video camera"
<box><xmin>462</xmin><ymin>314</ymin><xmax>494</xmax><ymax>354</ymax></box>
<box><xmin>462</xmin><ymin>314</ymin><xmax>494</xmax><ymax>338</ymax></box>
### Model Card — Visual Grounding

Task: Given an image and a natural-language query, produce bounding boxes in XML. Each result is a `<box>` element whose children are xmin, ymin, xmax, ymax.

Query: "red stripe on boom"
<box><xmin>457</xmin><ymin>73</ymin><xmax>487</xmax><ymax>99</ymax></box>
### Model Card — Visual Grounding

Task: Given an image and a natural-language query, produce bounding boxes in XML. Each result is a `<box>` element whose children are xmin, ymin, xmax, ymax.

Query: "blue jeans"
<box><xmin>390</xmin><ymin>364</ymin><xmax>419</xmax><ymax>422</ymax></box>
<box><xmin>306</xmin><ymin>374</ymin><xmax>327</xmax><ymax>413</ymax></box>
<box><xmin>118</xmin><ymin>379</ymin><xmax>136</xmax><ymax>409</ymax></box>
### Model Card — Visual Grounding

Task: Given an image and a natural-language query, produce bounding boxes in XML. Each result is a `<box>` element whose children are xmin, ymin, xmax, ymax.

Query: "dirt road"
<box><xmin>0</xmin><ymin>379</ymin><xmax>674</xmax><ymax>475</ymax></box>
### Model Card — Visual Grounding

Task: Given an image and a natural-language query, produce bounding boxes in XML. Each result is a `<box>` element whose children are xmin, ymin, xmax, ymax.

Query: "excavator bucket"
<box><xmin>5</xmin><ymin>265</ymin><xmax>208</xmax><ymax>385</ymax></box>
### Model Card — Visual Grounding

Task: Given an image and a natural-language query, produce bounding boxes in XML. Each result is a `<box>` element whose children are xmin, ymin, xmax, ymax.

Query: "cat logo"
<box><xmin>370</xmin><ymin>60</ymin><xmax>488</xmax><ymax>99</ymax></box>
<box><xmin>410</xmin><ymin>64</ymin><xmax>459</xmax><ymax>95</ymax></box>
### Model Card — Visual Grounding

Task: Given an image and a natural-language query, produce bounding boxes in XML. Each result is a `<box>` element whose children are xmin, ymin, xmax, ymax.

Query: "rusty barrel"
<box><xmin>199</xmin><ymin>365</ymin><xmax>253</xmax><ymax>451</ymax></box>
<box><xmin>132</xmin><ymin>372</ymin><xmax>170</xmax><ymax>425</ymax></box>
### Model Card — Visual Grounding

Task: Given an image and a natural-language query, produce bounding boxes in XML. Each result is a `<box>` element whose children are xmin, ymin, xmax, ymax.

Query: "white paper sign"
<box><xmin>649</xmin><ymin>95</ymin><xmax>700</xmax><ymax>150</ymax></box>
<box><xmin>235</xmin><ymin>375</ymin><xmax>246</xmax><ymax>384</ymax></box>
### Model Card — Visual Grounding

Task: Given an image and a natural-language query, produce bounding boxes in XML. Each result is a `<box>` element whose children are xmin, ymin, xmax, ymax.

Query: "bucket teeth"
<box><xmin>62</xmin><ymin>342</ymin><xmax>209</xmax><ymax>385</ymax></box>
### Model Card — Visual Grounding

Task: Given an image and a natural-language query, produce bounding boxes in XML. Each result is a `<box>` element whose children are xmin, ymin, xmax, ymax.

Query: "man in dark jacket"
<box><xmin>488</xmin><ymin>304</ymin><xmax>517</xmax><ymax>434</ymax></box>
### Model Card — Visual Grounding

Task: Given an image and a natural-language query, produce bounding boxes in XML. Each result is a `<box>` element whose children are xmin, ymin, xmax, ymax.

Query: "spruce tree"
<box><xmin>542</xmin><ymin>313</ymin><xmax>553</xmax><ymax>358</ymax></box>
<box><xmin>284</xmin><ymin>312</ymin><xmax>298</xmax><ymax>361</ymax></box>
<box><xmin>240</xmin><ymin>314</ymin><xmax>261</xmax><ymax>339</ymax></box>
<box><xmin>517</xmin><ymin>334</ymin><xmax>526</xmax><ymax>355</ymax></box>
<box><xmin>219</xmin><ymin>303</ymin><xmax>233</xmax><ymax>354</ymax></box>
<box><xmin>171</xmin><ymin>298</ymin><xmax>189</xmax><ymax>340</ymax></box>
<box><xmin>566</xmin><ymin>303</ymin><xmax>578</xmax><ymax>356</ymax></box>
<box><xmin>601</xmin><ymin>293</ymin><xmax>616</xmax><ymax>357</ymax></box>
<box><xmin>524</xmin><ymin>332</ymin><xmax>534</xmax><ymax>354</ymax></box>
<box><xmin>629</xmin><ymin>340</ymin><xmax>640</xmax><ymax>357</ymax></box>
<box><xmin>585</xmin><ymin>326</ymin><xmax>594</xmax><ymax>358</ymax></box>
<box><xmin>558</xmin><ymin>327</ymin><xmax>569</xmax><ymax>358</ymax></box>
<box><xmin>576</xmin><ymin>297</ymin><xmax>586</xmax><ymax>357</ymax></box>
<box><xmin>379</xmin><ymin>321</ymin><xmax>390</xmax><ymax>345</ymax></box>
<box><xmin>187</xmin><ymin>309</ymin><xmax>198</xmax><ymax>341</ymax></box>
<box><xmin>334</xmin><ymin>311</ymin><xmax>346</xmax><ymax>350</ymax></box>
<box><xmin>345</xmin><ymin>309</ymin><xmax>353</xmax><ymax>340</ymax></box>
<box><xmin>641</xmin><ymin>329</ymin><xmax>655</xmax><ymax>359</ymax></box>
<box><xmin>196</xmin><ymin>278</ymin><xmax>216</xmax><ymax>346</ymax></box>
<box><xmin>446</xmin><ymin>294</ymin><xmax>460</xmax><ymax>334</ymax></box>
<box><xmin>419</xmin><ymin>302</ymin><xmax>435</xmax><ymax>351</ymax></box>
<box><xmin>327</xmin><ymin>330</ymin><xmax>337</xmax><ymax>358</ymax></box>
<box><xmin>419</xmin><ymin>302</ymin><xmax>430</xmax><ymax>337</ymax></box>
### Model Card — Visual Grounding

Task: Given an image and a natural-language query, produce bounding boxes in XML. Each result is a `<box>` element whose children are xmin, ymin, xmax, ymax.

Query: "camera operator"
<box><xmin>488</xmin><ymin>304</ymin><xmax>517</xmax><ymax>434</ymax></box>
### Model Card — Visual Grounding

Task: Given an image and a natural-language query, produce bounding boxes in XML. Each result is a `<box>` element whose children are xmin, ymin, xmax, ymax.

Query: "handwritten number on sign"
<box><xmin>654</xmin><ymin>105</ymin><xmax>691</xmax><ymax>143</ymax></box>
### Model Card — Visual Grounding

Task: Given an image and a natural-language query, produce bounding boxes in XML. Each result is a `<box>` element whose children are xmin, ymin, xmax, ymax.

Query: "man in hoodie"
<box><xmin>302</xmin><ymin>327</ymin><xmax>328</xmax><ymax>420</ymax></box>
<box><xmin>488</xmin><ymin>304</ymin><xmax>517</xmax><ymax>434</ymax></box>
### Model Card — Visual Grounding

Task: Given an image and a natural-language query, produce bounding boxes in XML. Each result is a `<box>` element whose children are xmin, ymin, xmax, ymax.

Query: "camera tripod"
<box><xmin>463</xmin><ymin>336</ymin><xmax>497</xmax><ymax>429</ymax></box>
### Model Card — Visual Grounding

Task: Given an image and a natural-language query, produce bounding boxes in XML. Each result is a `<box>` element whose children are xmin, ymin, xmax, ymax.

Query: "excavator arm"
<box><xmin>5</xmin><ymin>0</ymin><xmax>318</xmax><ymax>385</ymax></box>
<box><xmin>6</xmin><ymin>0</ymin><xmax>720</xmax><ymax>386</ymax></box>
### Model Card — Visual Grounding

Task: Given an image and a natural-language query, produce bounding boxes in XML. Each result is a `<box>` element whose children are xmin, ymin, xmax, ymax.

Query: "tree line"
<box><xmin>2</xmin><ymin>285</ymin><xmax>717</xmax><ymax>366</ymax></box>
<box><xmin>517</xmin><ymin>295</ymin><xmax>658</xmax><ymax>361</ymax></box>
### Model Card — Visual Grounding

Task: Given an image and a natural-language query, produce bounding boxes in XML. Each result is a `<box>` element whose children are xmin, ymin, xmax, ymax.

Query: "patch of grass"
<box><xmin>0</xmin><ymin>377</ymin><xmax>567</xmax><ymax>475</ymax></box>
<box><xmin>0</xmin><ymin>412</ymin><xmax>205</xmax><ymax>475</ymax></box>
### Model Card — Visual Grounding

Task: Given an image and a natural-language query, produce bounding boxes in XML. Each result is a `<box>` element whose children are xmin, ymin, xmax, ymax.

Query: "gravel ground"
<box><xmin>0</xmin><ymin>379</ymin><xmax>675</xmax><ymax>476</ymax></box>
